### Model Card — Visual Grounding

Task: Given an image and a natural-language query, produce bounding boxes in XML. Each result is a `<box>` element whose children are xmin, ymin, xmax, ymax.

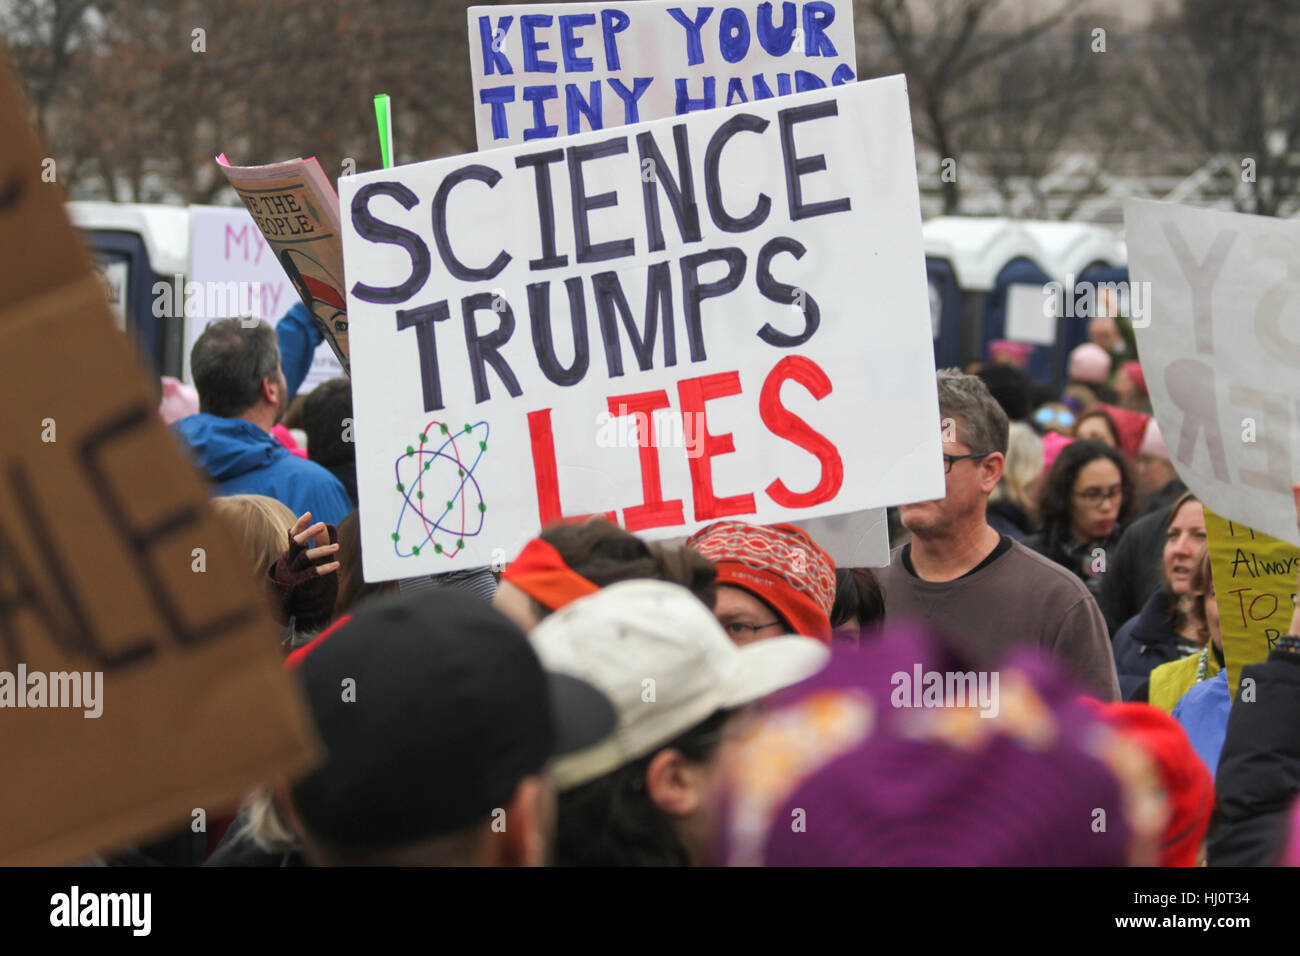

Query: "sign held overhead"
<box><xmin>341</xmin><ymin>75</ymin><xmax>942</xmax><ymax>582</ymax></box>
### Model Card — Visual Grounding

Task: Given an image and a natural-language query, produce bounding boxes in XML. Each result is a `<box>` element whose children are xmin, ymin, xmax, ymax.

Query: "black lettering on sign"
<box><xmin>680</xmin><ymin>248</ymin><xmax>747</xmax><ymax>363</ymax></box>
<box><xmin>80</xmin><ymin>405</ymin><xmax>256</xmax><ymax>649</ymax></box>
<box><xmin>462</xmin><ymin>293</ymin><xmax>524</xmax><ymax>403</ymax></box>
<box><xmin>515</xmin><ymin>149</ymin><xmax>569</xmax><ymax>270</ymax></box>
<box><xmin>528</xmin><ymin>279</ymin><xmax>591</xmax><ymax>387</ymax></box>
<box><xmin>433</xmin><ymin>165</ymin><xmax>512</xmax><ymax>281</ymax></box>
<box><xmin>636</xmin><ymin>125</ymin><xmax>701</xmax><ymax>252</ymax></box>
<box><xmin>397</xmin><ymin>301</ymin><xmax>453</xmax><ymax>412</ymax></box>
<box><xmin>756</xmin><ymin>236</ymin><xmax>820</xmax><ymax>347</ymax></box>
<box><xmin>704</xmin><ymin>114</ymin><xmax>771</xmax><ymax>233</ymax></box>
<box><xmin>0</xmin><ymin>404</ymin><xmax>256</xmax><ymax>668</ymax></box>
<box><xmin>350</xmin><ymin>182</ymin><xmax>431</xmax><ymax>304</ymax></box>
<box><xmin>568</xmin><ymin>137</ymin><xmax>636</xmax><ymax>264</ymax></box>
<box><xmin>778</xmin><ymin>100</ymin><xmax>851</xmax><ymax>221</ymax></box>
<box><xmin>592</xmin><ymin>263</ymin><xmax>676</xmax><ymax>377</ymax></box>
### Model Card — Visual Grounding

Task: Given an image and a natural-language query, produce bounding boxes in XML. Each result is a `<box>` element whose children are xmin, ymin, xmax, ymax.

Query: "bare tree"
<box><xmin>1136</xmin><ymin>0</ymin><xmax>1300</xmax><ymax>217</ymax></box>
<box><xmin>0</xmin><ymin>0</ymin><xmax>96</xmax><ymax>137</ymax></box>
<box><xmin>12</xmin><ymin>0</ymin><xmax>495</xmax><ymax>203</ymax></box>
<box><xmin>856</xmin><ymin>0</ymin><xmax>1104</xmax><ymax>215</ymax></box>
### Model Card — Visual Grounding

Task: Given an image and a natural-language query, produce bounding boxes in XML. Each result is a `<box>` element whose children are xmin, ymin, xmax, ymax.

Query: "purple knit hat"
<box><xmin>714</xmin><ymin>625</ymin><xmax>1167</xmax><ymax>866</ymax></box>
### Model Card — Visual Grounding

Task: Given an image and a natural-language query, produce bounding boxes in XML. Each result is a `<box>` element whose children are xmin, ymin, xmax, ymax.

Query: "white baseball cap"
<box><xmin>528</xmin><ymin>579</ymin><xmax>830</xmax><ymax>790</ymax></box>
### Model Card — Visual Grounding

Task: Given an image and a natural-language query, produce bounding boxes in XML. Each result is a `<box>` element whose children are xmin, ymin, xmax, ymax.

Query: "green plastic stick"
<box><xmin>374</xmin><ymin>93</ymin><xmax>393</xmax><ymax>169</ymax></box>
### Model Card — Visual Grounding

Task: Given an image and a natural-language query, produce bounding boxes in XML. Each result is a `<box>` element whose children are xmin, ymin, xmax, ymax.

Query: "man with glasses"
<box><xmin>876</xmin><ymin>371</ymin><xmax>1120</xmax><ymax>700</ymax></box>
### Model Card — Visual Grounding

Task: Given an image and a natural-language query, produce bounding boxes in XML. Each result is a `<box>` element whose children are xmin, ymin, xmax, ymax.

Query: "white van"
<box><xmin>67</xmin><ymin>201</ymin><xmax>190</xmax><ymax>379</ymax></box>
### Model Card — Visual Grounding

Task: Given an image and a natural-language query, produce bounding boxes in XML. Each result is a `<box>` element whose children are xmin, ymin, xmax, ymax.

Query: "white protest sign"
<box><xmin>1125</xmin><ymin>198</ymin><xmax>1300</xmax><ymax>546</ymax></box>
<box><xmin>1004</xmin><ymin>281</ymin><xmax>1055</xmax><ymax>346</ymax></box>
<box><xmin>340</xmin><ymin>75</ymin><xmax>941</xmax><ymax>582</ymax></box>
<box><xmin>467</xmin><ymin>0</ymin><xmax>856</xmax><ymax>148</ymax></box>
<box><xmin>468</xmin><ymin>0</ymin><xmax>882</xmax><ymax>567</ymax></box>
<box><xmin>187</xmin><ymin>206</ymin><xmax>345</xmax><ymax>392</ymax></box>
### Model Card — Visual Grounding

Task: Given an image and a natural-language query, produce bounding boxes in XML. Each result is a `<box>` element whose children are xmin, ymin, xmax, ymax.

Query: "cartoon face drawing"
<box><xmin>279</xmin><ymin>246</ymin><xmax>349</xmax><ymax>371</ymax></box>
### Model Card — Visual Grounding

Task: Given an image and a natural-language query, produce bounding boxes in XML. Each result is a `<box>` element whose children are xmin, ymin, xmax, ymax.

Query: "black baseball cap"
<box><xmin>287</xmin><ymin>588</ymin><xmax>616</xmax><ymax>854</ymax></box>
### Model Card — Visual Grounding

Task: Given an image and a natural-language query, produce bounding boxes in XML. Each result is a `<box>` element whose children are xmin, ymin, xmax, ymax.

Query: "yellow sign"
<box><xmin>1204</xmin><ymin>507</ymin><xmax>1297</xmax><ymax>697</ymax></box>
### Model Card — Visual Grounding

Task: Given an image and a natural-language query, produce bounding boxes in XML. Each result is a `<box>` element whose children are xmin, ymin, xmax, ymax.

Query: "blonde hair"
<box><xmin>241</xmin><ymin>787</ymin><xmax>299</xmax><ymax>853</ymax></box>
<box><xmin>211</xmin><ymin>494</ymin><xmax>296</xmax><ymax>581</ymax></box>
<box><xmin>991</xmin><ymin>421</ymin><xmax>1043</xmax><ymax>516</ymax></box>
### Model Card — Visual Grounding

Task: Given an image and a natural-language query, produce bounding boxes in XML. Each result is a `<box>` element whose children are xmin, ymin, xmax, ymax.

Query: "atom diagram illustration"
<box><xmin>391</xmin><ymin>420</ymin><xmax>489</xmax><ymax>559</ymax></box>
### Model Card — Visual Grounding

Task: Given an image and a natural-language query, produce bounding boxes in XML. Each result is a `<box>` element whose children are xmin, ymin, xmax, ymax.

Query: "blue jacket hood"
<box><xmin>173</xmin><ymin>413</ymin><xmax>287</xmax><ymax>483</ymax></box>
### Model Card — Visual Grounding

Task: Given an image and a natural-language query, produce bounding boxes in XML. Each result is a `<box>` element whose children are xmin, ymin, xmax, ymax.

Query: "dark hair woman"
<box><xmin>555</xmin><ymin>709</ymin><xmax>736</xmax><ymax>866</ymax></box>
<box><xmin>1025</xmin><ymin>438</ymin><xmax>1136</xmax><ymax>597</ymax></box>
<box><xmin>1111</xmin><ymin>492</ymin><xmax>1211</xmax><ymax>700</ymax></box>
<box><xmin>830</xmin><ymin>567</ymin><xmax>886</xmax><ymax>647</ymax></box>
<box><xmin>1073</xmin><ymin>407</ymin><xmax>1122</xmax><ymax>450</ymax></box>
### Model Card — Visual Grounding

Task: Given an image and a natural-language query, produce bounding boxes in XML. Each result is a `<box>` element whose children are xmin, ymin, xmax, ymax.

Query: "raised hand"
<box><xmin>288</xmin><ymin>511</ymin><xmax>340</xmax><ymax>577</ymax></box>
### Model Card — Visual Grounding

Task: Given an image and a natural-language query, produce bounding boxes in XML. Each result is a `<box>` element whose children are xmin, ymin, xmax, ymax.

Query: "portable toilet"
<box><xmin>68</xmin><ymin>202</ymin><xmax>342</xmax><ymax>393</ymax></box>
<box><xmin>1020</xmin><ymin>221</ymin><xmax>1127</xmax><ymax>385</ymax></box>
<box><xmin>922</xmin><ymin>232</ymin><xmax>964</xmax><ymax>370</ymax></box>
<box><xmin>922</xmin><ymin>217</ymin><xmax>1053</xmax><ymax>382</ymax></box>
<box><xmin>67</xmin><ymin>202</ymin><xmax>189</xmax><ymax>380</ymax></box>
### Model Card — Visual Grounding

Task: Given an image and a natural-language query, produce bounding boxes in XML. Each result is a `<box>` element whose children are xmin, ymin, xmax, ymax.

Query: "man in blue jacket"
<box><xmin>173</xmin><ymin>317</ymin><xmax>353</xmax><ymax>526</ymax></box>
<box><xmin>275</xmin><ymin>300</ymin><xmax>323</xmax><ymax>401</ymax></box>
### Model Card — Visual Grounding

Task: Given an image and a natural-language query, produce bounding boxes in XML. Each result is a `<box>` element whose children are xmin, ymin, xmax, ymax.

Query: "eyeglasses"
<box><xmin>1074</xmin><ymin>485</ymin><xmax>1123</xmax><ymax>505</ymax></box>
<box><xmin>723</xmin><ymin>620</ymin><xmax>784</xmax><ymax>638</ymax></box>
<box><xmin>1034</xmin><ymin>406</ymin><xmax>1076</xmax><ymax>430</ymax></box>
<box><xmin>943</xmin><ymin>451</ymin><xmax>992</xmax><ymax>474</ymax></box>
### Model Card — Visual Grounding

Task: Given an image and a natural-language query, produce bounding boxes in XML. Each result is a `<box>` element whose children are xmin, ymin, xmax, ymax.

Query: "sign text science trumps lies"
<box><xmin>340</xmin><ymin>76</ymin><xmax>942</xmax><ymax>581</ymax></box>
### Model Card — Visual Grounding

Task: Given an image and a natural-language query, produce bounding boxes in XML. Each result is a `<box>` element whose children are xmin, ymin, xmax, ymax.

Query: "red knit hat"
<box><xmin>1094</xmin><ymin>404</ymin><xmax>1151</xmax><ymax>460</ymax></box>
<box><xmin>1089</xmin><ymin>701</ymin><xmax>1214</xmax><ymax>867</ymax></box>
<box><xmin>1119</xmin><ymin>360</ymin><xmax>1147</xmax><ymax>398</ymax></box>
<box><xmin>686</xmin><ymin>521</ymin><xmax>836</xmax><ymax>643</ymax></box>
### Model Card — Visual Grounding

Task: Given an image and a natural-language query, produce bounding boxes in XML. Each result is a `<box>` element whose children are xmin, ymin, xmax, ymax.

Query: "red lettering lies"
<box><xmin>759</xmin><ymin>355</ymin><xmax>843</xmax><ymax>507</ymax></box>
<box><xmin>526</xmin><ymin>408</ymin><xmax>617</xmax><ymax>527</ymax></box>
<box><xmin>607</xmin><ymin>391</ymin><xmax>684</xmax><ymax>532</ymax></box>
<box><xmin>526</xmin><ymin>357</ymin><xmax>843</xmax><ymax>533</ymax></box>
<box><xmin>677</xmin><ymin>371</ymin><xmax>756</xmax><ymax>521</ymax></box>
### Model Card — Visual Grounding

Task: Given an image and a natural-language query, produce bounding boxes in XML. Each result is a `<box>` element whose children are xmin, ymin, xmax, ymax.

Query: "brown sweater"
<box><xmin>876</xmin><ymin>537</ymin><xmax>1121</xmax><ymax>701</ymax></box>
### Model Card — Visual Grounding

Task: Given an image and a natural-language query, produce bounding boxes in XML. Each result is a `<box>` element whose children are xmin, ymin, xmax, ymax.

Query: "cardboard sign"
<box><xmin>340</xmin><ymin>76</ymin><xmax>941</xmax><ymax>582</ymax></box>
<box><xmin>467</xmin><ymin>0</ymin><xmax>856</xmax><ymax>148</ymax></box>
<box><xmin>217</xmin><ymin>158</ymin><xmax>351</xmax><ymax>375</ymax></box>
<box><xmin>0</xmin><ymin>59</ymin><xmax>318</xmax><ymax>865</ymax></box>
<box><xmin>188</xmin><ymin>205</ymin><xmax>345</xmax><ymax>391</ymax></box>
<box><xmin>1125</xmin><ymin>199</ymin><xmax>1300</xmax><ymax>546</ymax></box>
<box><xmin>1204</xmin><ymin>506</ymin><xmax>1297</xmax><ymax>697</ymax></box>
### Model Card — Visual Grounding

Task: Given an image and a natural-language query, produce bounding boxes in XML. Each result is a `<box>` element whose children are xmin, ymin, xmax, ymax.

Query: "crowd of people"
<box><xmin>123</xmin><ymin>308</ymin><xmax>1300</xmax><ymax>867</ymax></box>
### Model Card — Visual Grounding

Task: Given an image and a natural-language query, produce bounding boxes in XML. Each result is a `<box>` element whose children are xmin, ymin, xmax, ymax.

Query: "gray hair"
<box><xmin>937</xmin><ymin>369</ymin><xmax>1009</xmax><ymax>455</ymax></box>
<box><xmin>191</xmin><ymin>318</ymin><xmax>281</xmax><ymax>418</ymax></box>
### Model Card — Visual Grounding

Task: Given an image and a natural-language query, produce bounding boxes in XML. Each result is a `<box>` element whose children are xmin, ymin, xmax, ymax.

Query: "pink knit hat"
<box><xmin>1119</xmin><ymin>360</ymin><xmax>1147</xmax><ymax>398</ymax></box>
<box><xmin>158</xmin><ymin>376</ymin><xmax>199</xmax><ymax>424</ymax></box>
<box><xmin>989</xmin><ymin>340</ymin><xmax>1033</xmax><ymax>367</ymax></box>
<box><xmin>1069</xmin><ymin>343</ymin><xmax>1112</xmax><ymax>385</ymax></box>
<box><xmin>1042</xmin><ymin>431</ymin><xmax>1075</xmax><ymax>469</ymax></box>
